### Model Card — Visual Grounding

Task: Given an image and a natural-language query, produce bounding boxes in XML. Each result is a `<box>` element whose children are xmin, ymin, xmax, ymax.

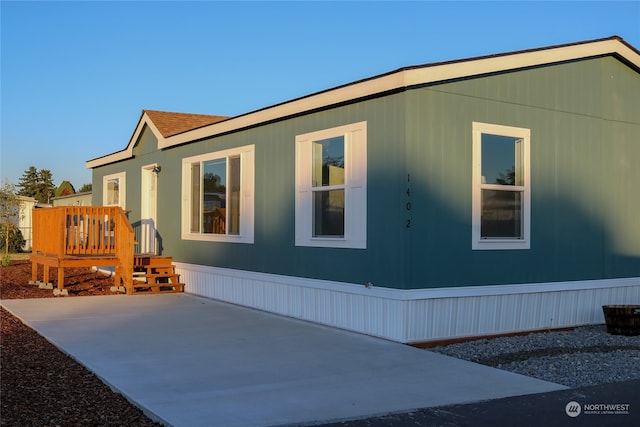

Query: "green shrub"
<box><xmin>0</xmin><ymin>224</ymin><xmax>26</xmax><ymax>253</ymax></box>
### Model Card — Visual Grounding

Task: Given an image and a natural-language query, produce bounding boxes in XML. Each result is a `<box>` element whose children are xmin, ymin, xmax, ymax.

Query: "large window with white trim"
<box><xmin>295</xmin><ymin>122</ymin><xmax>367</xmax><ymax>248</ymax></box>
<box><xmin>472</xmin><ymin>122</ymin><xmax>530</xmax><ymax>250</ymax></box>
<box><xmin>182</xmin><ymin>145</ymin><xmax>254</xmax><ymax>243</ymax></box>
<box><xmin>103</xmin><ymin>172</ymin><xmax>126</xmax><ymax>208</ymax></box>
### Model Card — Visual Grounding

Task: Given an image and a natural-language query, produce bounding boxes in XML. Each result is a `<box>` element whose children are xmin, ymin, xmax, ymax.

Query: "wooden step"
<box><xmin>130</xmin><ymin>255</ymin><xmax>185</xmax><ymax>294</ymax></box>
<box><xmin>134</xmin><ymin>255</ymin><xmax>174</xmax><ymax>267</ymax></box>
<box><xmin>145</xmin><ymin>273</ymin><xmax>181</xmax><ymax>285</ymax></box>
<box><xmin>131</xmin><ymin>282</ymin><xmax>185</xmax><ymax>294</ymax></box>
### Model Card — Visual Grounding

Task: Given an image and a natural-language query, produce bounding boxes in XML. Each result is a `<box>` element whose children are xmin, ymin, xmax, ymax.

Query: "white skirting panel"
<box><xmin>174</xmin><ymin>262</ymin><xmax>640</xmax><ymax>343</ymax></box>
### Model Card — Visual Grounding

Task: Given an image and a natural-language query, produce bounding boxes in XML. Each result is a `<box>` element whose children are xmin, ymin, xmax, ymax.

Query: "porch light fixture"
<box><xmin>152</xmin><ymin>165</ymin><xmax>162</xmax><ymax>174</ymax></box>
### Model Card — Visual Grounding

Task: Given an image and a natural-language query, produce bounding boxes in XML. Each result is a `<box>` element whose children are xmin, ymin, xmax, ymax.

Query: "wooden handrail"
<box><xmin>113</xmin><ymin>207</ymin><xmax>134</xmax><ymax>294</ymax></box>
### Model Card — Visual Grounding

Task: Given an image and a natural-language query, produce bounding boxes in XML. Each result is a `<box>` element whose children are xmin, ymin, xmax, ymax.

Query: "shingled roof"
<box><xmin>144</xmin><ymin>110</ymin><xmax>229</xmax><ymax>138</ymax></box>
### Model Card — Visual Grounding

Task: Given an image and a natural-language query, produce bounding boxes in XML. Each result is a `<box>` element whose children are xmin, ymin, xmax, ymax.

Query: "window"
<box><xmin>472</xmin><ymin>122</ymin><xmax>530</xmax><ymax>250</ymax></box>
<box><xmin>103</xmin><ymin>172</ymin><xmax>126</xmax><ymax>208</ymax></box>
<box><xmin>295</xmin><ymin>122</ymin><xmax>367</xmax><ymax>248</ymax></box>
<box><xmin>182</xmin><ymin>145</ymin><xmax>254</xmax><ymax>243</ymax></box>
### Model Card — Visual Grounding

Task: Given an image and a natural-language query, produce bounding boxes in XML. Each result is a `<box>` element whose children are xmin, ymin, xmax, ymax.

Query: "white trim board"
<box><xmin>174</xmin><ymin>262</ymin><xmax>640</xmax><ymax>343</ymax></box>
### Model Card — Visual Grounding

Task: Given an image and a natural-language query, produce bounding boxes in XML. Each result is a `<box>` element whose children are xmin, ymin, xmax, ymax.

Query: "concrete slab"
<box><xmin>1</xmin><ymin>294</ymin><xmax>567</xmax><ymax>427</ymax></box>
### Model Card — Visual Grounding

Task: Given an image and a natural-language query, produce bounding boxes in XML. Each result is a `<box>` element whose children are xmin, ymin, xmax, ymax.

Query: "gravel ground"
<box><xmin>2</xmin><ymin>259</ymin><xmax>639</xmax><ymax>426</ymax></box>
<box><xmin>428</xmin><ymin>326</ymin><xmax>640</xmax><ymax>388</ymax></box>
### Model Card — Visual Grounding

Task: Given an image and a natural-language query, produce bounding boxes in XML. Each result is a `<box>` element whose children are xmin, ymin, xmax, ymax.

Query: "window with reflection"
<box><xmin>312</xmin><ymin>136</ymin><xmax>345</xmax><ymax>237</ymax></box>
<box><xmin>295</xmin><ymin>121</ymin><xmax>367</xmax><ymax>249</ymax></box>
<box><xmin>182</xmin><ymin>145</ymin><xmax>254</xmax><ymax>244</ymax></box>
<box><xmin>189</xmin><ymin>156</ymin><xmax>240</xmax><ymax>235</ymax></box>
<box><xmin>480</xmin><ymin>133</ymin><xmax>524</xmax><ymax>239</ymax></box>
<box><xmin>472</xmin><ymin>123</ymin><xmax>530</xmax><ymax>250</ymax></box>
<box><xmin>102</xmin><ymin>172</ymin><xmax>125</xmax><ymax>208</ymax></box>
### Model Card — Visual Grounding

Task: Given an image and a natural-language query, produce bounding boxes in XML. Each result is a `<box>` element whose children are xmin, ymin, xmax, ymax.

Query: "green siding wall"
<box><xmin>92</xmin><ymin>56</ymin><xmax>640</xmax><ymax>290</ymax></box>
<box><xmin>95</xmin><ymin>98</ymin><xmax>409</xmax><ymax>288</ymax></box>
<box><xmin>404</xmin><ymin>56</ymin><xmax>640</xmax><ymax>288</ymax></box>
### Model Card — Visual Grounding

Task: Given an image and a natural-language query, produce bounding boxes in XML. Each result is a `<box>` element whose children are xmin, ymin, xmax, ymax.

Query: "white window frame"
<box><xmin>102</xmin><ymin>172</ymin><xmax>126</xmax><ymax>208</ymax></box>
<box><xmin>181</xmin><ymin>144</ymin><xmax>255</xmax><ymax>244</ymax></box>
<box><xmin>472</xmin><ymin>122</ymin><xmax>530</xmax><ymax>250</ymax></box>
<box><xmin>295</xmin><ymin>121</ymin><xmax>367</xmax><ymax>249</ymax></box>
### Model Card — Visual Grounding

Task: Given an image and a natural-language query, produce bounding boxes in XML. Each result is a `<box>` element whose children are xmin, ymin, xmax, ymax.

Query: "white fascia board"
<box><xmin>86</xmin><ymin>111</ymin><xmax>159</xmax><ymax>169</ymax></box>
<box><xmin>406</xmin><ymin>38</ymin><xmax>640</xmax><ymax>86</ymax></box>
<box><xmin>86</xmin><ymin>150</ymin><xmax>131</xmax><ymax>169</ymax></box>
<box><xmin>160</xmin><ymin>39</ymin><xmax>640</xmax><ymax>150</ymax></box>
<box><xmin>157</xmin><ymin>73</ymin><xmax>404</xmax><ymax>149</ymax></box>
<box><xmin>89</xmin><ymin>38</ymin><xmax>639</xmax><ymax>166</ymax></box>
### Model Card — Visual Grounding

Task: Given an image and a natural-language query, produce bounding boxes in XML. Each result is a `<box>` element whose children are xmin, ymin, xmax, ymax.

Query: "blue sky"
<box><xmin>1</xmin><ymin>1</ymin><xmax>639</xmax><ymax>190</ymax></box>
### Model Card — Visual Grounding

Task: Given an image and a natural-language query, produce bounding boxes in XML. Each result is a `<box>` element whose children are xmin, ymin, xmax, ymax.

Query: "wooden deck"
<box><xmin>30</xmin><ymin>207</ymin><xmax>136</xmax><ymax>295</ymax></box>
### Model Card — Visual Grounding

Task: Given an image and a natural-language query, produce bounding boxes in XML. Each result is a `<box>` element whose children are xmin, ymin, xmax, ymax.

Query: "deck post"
<box><xmin>57</xmin><ymin>266</ymin><xmax>65</xmax><ymax>291</ymax></box>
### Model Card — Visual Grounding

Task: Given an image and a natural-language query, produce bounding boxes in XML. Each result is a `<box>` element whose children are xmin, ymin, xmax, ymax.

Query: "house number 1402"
<box><xmin>406</xmin><ymin>173</ymin><xmax>412</xmax><ymax>228</ymax></box>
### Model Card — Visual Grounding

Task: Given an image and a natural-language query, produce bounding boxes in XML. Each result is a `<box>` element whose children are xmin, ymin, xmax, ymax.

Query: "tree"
<box><xmin>204</xmin><ymin>173</ymin><xmax>225</xmax><ymax>193</ymax></box>
<box><xmin>0</xmin><ymin>224</ymin><xmax>25</xmax><ymax>254</ymax></box>
<box><xmin>38</xmin><ymin>169</ymin><xmax>56</xmax><ymax>203</ymax></box>
<box><xmin>17</xmin><ymin>166</ymin><xmax>39</xmax><ymax>198</ymax></box>
<box><xmin>55</xmin><ymin>180</ymin><xmax>76</xmax><ymax>197</ymax></box>
<box><xmin>17</xmin><ymin>166</ymin><xmax>56</xmax><ymax>204</ymax></box>
<box><xmin>496</xmin><ymin>167</ymin><xmax>516</xmax><ymax>186</ymax></box>
<box><xmin>78</xmin><ymin>183</ymin><xmax>92</xmax><ymax>193</ymax></box>
<box><xmin>0</xmin><ymin>181</ymin><xmax>22</xmax><ymax>259</ymax></box>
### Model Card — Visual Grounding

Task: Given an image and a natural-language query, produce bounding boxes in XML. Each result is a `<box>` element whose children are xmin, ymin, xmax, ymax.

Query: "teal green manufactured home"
<box><xmin>88</xmin><ymin>37</ymin><xmax>640</xmax><ymax>343</ymax></box>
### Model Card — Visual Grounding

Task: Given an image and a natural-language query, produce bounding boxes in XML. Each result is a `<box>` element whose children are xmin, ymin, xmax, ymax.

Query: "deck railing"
<box><xmin>31</xmin><ymin>206</ymin><xmax>135</xmax><ymax>293</ymax></box>
<box><xmin>32</xmin><ymin>206</ymin><xmax>133</xmax><ymax>256</ymax></box>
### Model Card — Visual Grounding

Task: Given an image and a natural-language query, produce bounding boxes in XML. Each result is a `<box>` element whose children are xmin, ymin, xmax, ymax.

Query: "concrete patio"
<box><xmin>1</xmin><ymin>294</ymin><xmax>567</xmax><ymax>426</ymax></box>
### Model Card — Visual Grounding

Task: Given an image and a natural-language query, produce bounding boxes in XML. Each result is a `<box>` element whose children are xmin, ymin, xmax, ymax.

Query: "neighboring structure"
<box><xmin>51</xmin><ymin>191</ymin><xmax>93</xmax><ymax>207</ymax></box>
<box><xmin>14</xmin><ymin>192</ymin><xmax>91</xmax><ymax>251</ymax></box>
<box><xmin>15</xmin><ymin>195</ymin><xmax>36</xmax><ymax>251</ymax></box>
<box><xmin>87</xmin><ymin>36</ymin><xmax>640</xmax><ymax>343</ymax></box>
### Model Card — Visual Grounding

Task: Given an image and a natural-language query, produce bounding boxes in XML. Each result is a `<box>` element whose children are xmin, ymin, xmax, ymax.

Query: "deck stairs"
<box><xmin>130</xmin><ymin>255</ymin><xmax>185</xmax><ymax>294</ymax></box>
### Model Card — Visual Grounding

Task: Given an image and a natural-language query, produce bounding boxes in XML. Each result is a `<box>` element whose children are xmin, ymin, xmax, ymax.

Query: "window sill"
<box><xmin>473</xmin><ymin>239</ymin><xmax>530</xmax><ymax>250</ymax></box>
<box><xmin>182</xmin><ymin>233</ymin><xmax>253</xmax><ymax>244</ymax></box>
<box><xmin>296</xmin><ymin>237</ymin><xmax>366</xmax><ymax>249</ymax></box>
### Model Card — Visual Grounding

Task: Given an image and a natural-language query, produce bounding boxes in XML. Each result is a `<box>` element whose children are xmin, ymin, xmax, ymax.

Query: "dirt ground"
<box><xmin>0</xmin><ymin>260</ymin><xmax>118</xmax><ymax>300</ymax></box>
<box><xmin>0</xmin><ymin>260</ymin><xmax>162</xmax><ymax>426</ymax></box>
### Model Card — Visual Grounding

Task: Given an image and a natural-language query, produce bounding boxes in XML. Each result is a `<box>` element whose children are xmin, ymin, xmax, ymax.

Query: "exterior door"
<box><xmin>140</xmin><ymin>165</ymin><xmax>158</xmax><ymax>254</ymax></box>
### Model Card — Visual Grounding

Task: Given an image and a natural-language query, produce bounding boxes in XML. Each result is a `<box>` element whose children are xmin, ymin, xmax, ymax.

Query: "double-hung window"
<box><xmin>472</xmin><ymin>122</ymin><xmax>530</xmax><ymax>250</ymax></box>
<box><xmin>295</xmin><ymin>122</ymin><xmax>367</xmax><ymax>248</ymax></box>
<box><xmin>103</xmin><ymin>172</ymin><xmax>126</xmax><ymax>208</ymax></box>
<box><xmin>182</xmin><ymin>145</ymin><xmax>255</xmax><ymax>243</ymax></box>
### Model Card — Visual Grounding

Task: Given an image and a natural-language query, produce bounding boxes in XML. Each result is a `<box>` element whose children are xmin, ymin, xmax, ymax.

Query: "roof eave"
<box><xmin>156</xmin><ymin>37</ymin><xmax>640</xmax><ymax>149</ymax></box>
<box><xmin>88</xmin><ymin>36</ymin><xmax>640</xmax><ymax>169</ymax></box>
<box><xmin>86</xmin><ymin>110</ymin><xmax>159</xmax><ymax>169</ymax></box>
